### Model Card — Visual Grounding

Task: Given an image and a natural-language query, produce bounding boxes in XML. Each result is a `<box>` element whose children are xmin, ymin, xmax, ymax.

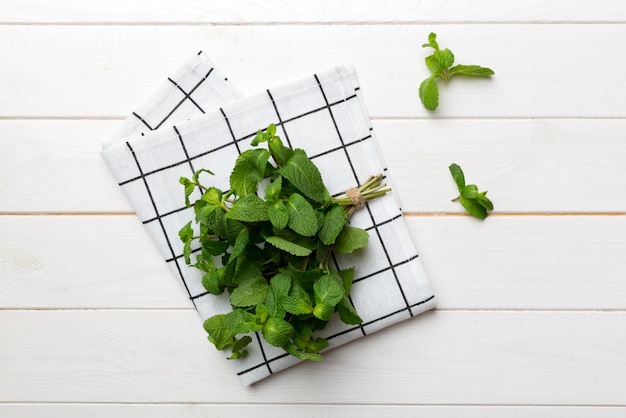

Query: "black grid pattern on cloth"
<box><xmin>111</xmin><ymin>68</ymin><xmax>434</xmax><ymax>382</ymax></box>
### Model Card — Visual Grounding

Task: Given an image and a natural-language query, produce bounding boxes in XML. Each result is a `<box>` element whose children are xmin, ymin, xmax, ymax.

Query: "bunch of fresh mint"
<box><xmin>178</xmin><ymin>124</ymin><xmax>390</xmax><ymax>361</ymax></box>
<box><xmin>420</xmin><ymin>32</ymin><xmax>494</xmax><ymax>111</ymax></box>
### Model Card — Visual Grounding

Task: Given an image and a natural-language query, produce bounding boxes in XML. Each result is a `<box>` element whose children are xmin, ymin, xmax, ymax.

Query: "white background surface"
<box><xmin>1</xmin><ymin>1</ymin><xmax>626</xmax><ymax>416</ymax></box>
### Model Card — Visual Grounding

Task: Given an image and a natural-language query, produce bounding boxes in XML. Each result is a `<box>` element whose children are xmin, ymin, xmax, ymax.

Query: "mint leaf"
<box><xmin>449</xmin><ymin>64</ymin><xmax>495</xmax><ymax>77</ymax></box>
<box><xmin>337</xmin><ymin>267</ymin><xmax>355</xmax><ymax>294</ymax></box>
<box><xmin>227</xmin><ymin>194</ymin><xmax>269</xmax><ymax>222</ymax></box>
<box><xmin>283</xmin><ymin>281</ymin><xmax>314</xmax><ymax>315</ymax></box>
<box><xmin>478</xmin><ymin>191</ymin><xmax>494</xmax><ymax>211</ymax></box>
<box><xmin>335</xmin><ymin>226</ymin><xmax>369</xmax><ymax>254</ymax></box>
<box><xmin>449</xmin><ymin>163</ymin><xmax>493</xmax><ymax>219</ymax></box>
<box><xmin>230</xmin><ymin>149</ymin><xmax>270</xmax><ymax>197</ymax></box>
<box><xmin>224</xmin><ymin>309</ymin><xmax>258</xmax><ymax>334</ymax></box>
<box><xmin>262</xmin><ymin>317</ymin><xmax>294</xmax><ymax>347</ymax></box>
<box><xmin>448</xmin><ymin>163</ymin><xmax>465</xmax><ymax>191</ymax></box>
<box><xmin>337</xmin><ymin>296</ymin><xmax>363</xmax><ymax>325</ymax></box>
<box><xmin>425</xmin><ymin>55</ymin><xmax>443</xmax><ymax>75</ymax></box>
<box><xmin>434</xmin><ymin>48</ymin><xmax>454</xmax><ymax>68</ymax></box>
<box><xmin>286</xmin><ymin>193</ymin><xmax>318</xmax><ymax>237</ymax></box>
<box><xmin>202</xmin><ymin>269</ymin><xmax>221</xmax><ymax>295</ymax></box>
<box><xmin>312</xmin><ymin>302</ymin><xmax>334</xmax><ymax>321</ymax></box>
<box><xmin>313</xmin><ymin>274</ymin><xmax>345</xmax><ymax>307</ymax></box>
<box><xmin>268</xmin><ymin>199</ymin><xmax>289</xmax><ymax>229</ymax></box>
<box><xmin>203</xmin><ymin>314</ymin><xmax>235</xmax><ymax>350</ymax></box>
<box><xmin>264</xmin><ymin>176</ymin><xmax>282</xmax><ymax>201</ymax></box>
<box><xmin>419</xmin><ymin>76</ymin><xmax>439</xmax><ymax>111</ymax></box>
<box><xmin>265</xmin><ymin>235</ymin><xmax>312</xmax><ymax>256</ymax></box>
<box><xmin>318</xmin><ymin>205</ymin><xmax>346</xmax><ymax>245</ymax></box>
<box><xmin>279</xmin><ymin>149</ymin><xmax>328</xmax><ymax>203</ymax></box>
<box><xmin>229</xmin><ymin>228</ymin><xmax>249</xmax><ymax>262</ymax></box>
<box><xmin>265</xmin><ymin>273</ymin><xmax>291</xmax><ymax>318</ymax></box>
<box><xmin>285</xmin><ymin>342</ymin><xmax>324</xmax><ymax>362</ymax></box>
<box><xmin>230</xmin><ymin>275</ymin><xmax>270</xmax><ymax>307</ymax></box>
<box><xmin>461</xmin><ymin>184</ymin><xmax>479</xmax><ymax>200</ymax></box>
<box><xmin>422</xmin><ymin>32</ymin><xmax>439</xmax><ymax>50</ymax></box>
<box><xmin>178</xmin><ymin>221</ymin><xmax>193</xmax><ymax>243</ymax></box>
<box><xmin>192</xmin><ymin>168</ymin><xmax>214</xmax><ymax>185</ymax></box>
<box><xmin>420</xmin><ymin>32</ymin><xmax>494</xmax><ymax>110</ymax></box>
<box><xmin>269</xmin><ymin>135</ymin><xmax>294</xmax><ymax>167</ymax></box>
<box><xmin>460</xmin><ymin>196</ymin><xmax>488</xmax><ymax>220</ymax></box>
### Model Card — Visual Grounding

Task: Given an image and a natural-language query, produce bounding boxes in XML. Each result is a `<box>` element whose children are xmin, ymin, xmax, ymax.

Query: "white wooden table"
<box><xmin>2</xmin><ymin>1</ymin><xmax>626</xmax><ymax>417</ymax></box>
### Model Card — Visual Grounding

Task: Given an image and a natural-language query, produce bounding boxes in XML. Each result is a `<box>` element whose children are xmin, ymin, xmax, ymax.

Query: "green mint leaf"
<box><xmin>228</xmin><ymin>228</ymin><xmax>249</xmax><ymax>262</ymax></box>
<box><xmin>337</xmin><ymin>296</ymin><xmax>363</xmax><ymax>325</ymax></box>
<box><xmin>286</xmin><ymin>193</ymin><xmax>319</xmax><ymax>237</ymax></box>
<box><xmin>202</xmin><ymin>187</ymin><xmax>222</xmax><ymax>205</ymax></box>
<box><xmin>461</xmin><ymin>184</ymin><xmax>479</xmax><ymax>200</ymax></box>
<box><xmin>267</xmin><ymin>123</ymin><xmax>277</xmax><ymax>137</ymax></box>
<box><xmin>178</xmin><ymin>221</ymin><xmax>193</xmax><ymax>243</ymax></box>
<box><xmin>255</xmin><ymin>303</ymin><xmax>270</xmax><ymax>325</ymax></box>
<box><xmin>200</xmin><ymin>239</ymin><xmax>229</xmax><ymax>257</ymax></box>
<box><xmin>318</xmin><ymin>205</ymin><xmax>347</xmax><ymax>245</ymax></box>
<box><xmin>335</xmin><ymin>226</ymin><xmax>369</xmax><ymax>254</ymax></box>
<box><xmin>202</xmin><ymin>269</ymin><xmax>222</xmax><ymax>295</ymax></box>
<box><xmin>307</xmin><ymin>337</ymin><xmax>330</xmax><ymax>353</ymax></box>
<box><xmin>425</xmin><ymin>55</ymin><xmax>443</xmax><ymax>76</ymax></box>
<box><xmin>283</xmin><ymin>281</ymin><xmax>314</xmax><ymax>315</ymax></box>
<box><xmin>229</xmin><ymin>149</ymin><xmax>270</xmax><ymax>197</ymax></box>
<box><xmin>264</xmin><ymin>176</ymin><xmax>282</xmax><ymax>201</ymax></box>
<box><xmin>279</xmin><ymin>149</ymin><xmax>329</xmax><ymax>203</ymax></box>
<box><xmin>264</xmin><ymin>235</ymin><xmax>312</xmax><ymax>256</ymax></box>
<box><xmin>285</xmin><ymin>343</ymin><xmax>324</xmax><ymax>362</ymax></box>
<box><xmin>268</xmin><ymin>199</ymin><xmax>289</xmax><ymax>229</ymax></box>
<box><xmin>434</xmin><ymin>48</ymin><xmax>455</xmax><ymax>69</ymax></box>
<box><xmin>192</xmin><ymin>168</ymin><xmax>214</xmax><ymax>185</ymax></box>
<box><xmin>312</xmin><ymin>303</ymin><xmax>334</xmax><ymax>321</ymax></box>
<box><xmin>478</xmin><ymin>191</ymin><xmax>494</xmax><ymax>211</ymax></box>
<box><xmin>181</xmin><ymin>180</ymin><xmax>196</xmax><ymax>207</ymax></box>
<box><xmin>230</xmin><ymin>275</ymin><xmax>270</xmax><ymax>307</ymax></box>
<box><xmin>262</xmin><ymin>317</ymin><xmax>294</xmax><ymax>347</ymax></box>
<box><xmin>448</xmin><ymin>64</ymin><xmax>495</xmax><ymax>77</ymax></box>
<box><xmin>337</xmin><ymin>267</ymin><xmax>355</xmax><ymax>294</ymax></box>
<box><xmin>226</xmin><ymin>194</ymin><xmax>270</xmax><ymax>222</ymax></box>
<box><xmin>183</xmin><ymin>241</ymin><xmax>193</xmax><ymax>265</ymax></box>
<box><xmin>268</xmin><ymin>135</ymin><xmax>294</xmax><ymax>167</ymax></box>
<box><xmin>419</xmin><ymin>76</ymin><xmax>439</xmax><ymax>111</ymax></box>
<box><xmin>422</xmin><ymin>32</ymin><xmax>439</xmax><ymax>50</ymax></box>
<box><xmin>448</xmin><ymin>163</ymin><xmax>466</xmax><ymax>191</ymax></box>
<box><xmin>460</xmin><ymin>196</ymin><xmax>488</xmax><ymax>220</ymax></box>
<box><xmin>203</xmin><ymin>314</ymin><xmax>236</xmax><ymax>350</ymax></box>
<box><xmin>231</xmin><ymin>335</ymin><xmax>253</xmax><ymax>353</ymax></box>
<box><xmin>265</xmin><ymin>273</ymin><xmax>292</xmax><ymax>318</ymax></box>
<box><xmin>313</xmin><ymin>274</ymin><xmax>345</xmax><ymax>307</ymax></box>
<box><xmin>224</xmin><ymin>309</ymin><xmax>258</xmax><ymax>334</ymax></box>
<box><xmin>420</xmin><ymin>33</ymin><xmax>494</xmax><ymax>110</ymax></box>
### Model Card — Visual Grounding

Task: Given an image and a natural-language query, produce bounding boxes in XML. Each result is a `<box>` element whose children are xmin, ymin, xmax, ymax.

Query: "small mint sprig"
<box><xmin>420</xmin><ymin>32</ymin><xmax>494</xmax><ymax>110</ymax></box>
<box><xmin>449</xmin><ymin>163</ymin><xmax>494</xmax><ymax>219</ymax></box>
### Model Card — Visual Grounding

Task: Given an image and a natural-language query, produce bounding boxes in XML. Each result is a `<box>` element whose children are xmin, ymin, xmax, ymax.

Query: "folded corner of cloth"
<box><xmin>100</xmin><ymin>52</ymin><xmax>436</xmax><ymax>386</ymax></box>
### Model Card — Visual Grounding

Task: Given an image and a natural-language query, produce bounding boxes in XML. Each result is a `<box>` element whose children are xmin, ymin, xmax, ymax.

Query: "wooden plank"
<box><xmin>2</xmin><ymin>119</ymin><xmax>626</xmax><ymax>213</ymax></box>
<box><xmin>4</xmin><ymin>0</ymin><xmax>626</xmax><ymax>23</ymax></box>
<box><xmin>0</xmin><ymin>215</ymin><xmax>189</xmax><ymax>308</ymax></box>
<box><xmin>1</xmin><ymin>215</ymin><xmax>625</xmax><ymax>309</ymax></box>
<box><xmin>2</xmin><ymin>25</ymin><xmax>626</xmax><ymax>118</ymax></box>
<box><xmin>1</xmin><ymin>404</ymin><xmax>625</xmax><ymax>418</ymax></box>
<box><xmin>1</xmin><ymin>310</ymin><xmax>625</xmax><ymax>404</ymax></box>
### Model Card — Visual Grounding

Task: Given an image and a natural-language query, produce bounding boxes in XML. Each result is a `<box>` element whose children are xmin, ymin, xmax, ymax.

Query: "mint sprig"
<box><xmin>179</xmin><ymin>124</ymin><xmax>391</xmax><ymax>362</ymax></box>
<box><xmin>420</xmin><ymin>32</ymin><xmax>494</xmax><ymax>110</ymax></box>
<box><xmin>449</xmin><ymin>163</ymin><xmax>494</xmax><ymax>219</ymax></box>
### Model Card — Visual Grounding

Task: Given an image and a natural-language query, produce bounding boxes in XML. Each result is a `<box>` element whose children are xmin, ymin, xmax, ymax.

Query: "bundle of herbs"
<box><xmin>178</xmin><ymin>125</ymin><xmax>390</xmax><ymax>361</ymax></box>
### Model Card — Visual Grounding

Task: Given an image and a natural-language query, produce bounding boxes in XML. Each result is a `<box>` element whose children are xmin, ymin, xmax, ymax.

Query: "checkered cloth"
<box><xmin>101</xmin><ymin>52</ymin><xmax>435</xmax><ymax>385</ymax></box>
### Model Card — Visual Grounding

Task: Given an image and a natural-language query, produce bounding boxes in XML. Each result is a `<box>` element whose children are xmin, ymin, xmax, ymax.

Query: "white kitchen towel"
<box><xmin>101</xmin><ymin>53</ymin><xmax>436</xmax><ymax>385</ymax></box>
